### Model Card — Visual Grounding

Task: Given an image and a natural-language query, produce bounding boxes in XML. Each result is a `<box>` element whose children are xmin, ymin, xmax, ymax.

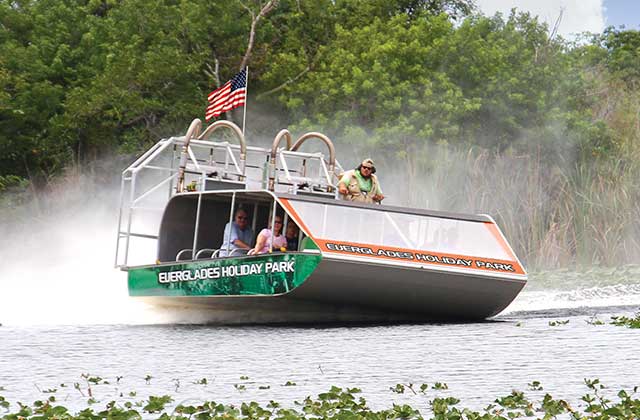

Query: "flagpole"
<box><xmin>242</xmin><ymin>67</ymin><xmax>249</xmax><ymax>136</ymax></box>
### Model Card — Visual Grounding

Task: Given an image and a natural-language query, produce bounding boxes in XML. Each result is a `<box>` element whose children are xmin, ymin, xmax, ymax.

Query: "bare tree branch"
<box><xmin>549</xmin><ymin>8</ymin><xmax>564</xmax><ymax>41</ymax></box>
<box><xmin>204</xmin><ymin>58</ymin><xmax>220</xmax><ymax>87</ymax></box>
<box><xmin>257</xmin><ymin>66</ymin><xmax>311</xmax><ymax>99</ymax></box>
<box><xmin>535</xmin><ymin>8</ymin><xmax>563</xmax><ymax>64</ymax></box>
<box><xmin>239</xmin><ymin>0</ymin><xmax>278</xmax><ymax>70</ymax></box>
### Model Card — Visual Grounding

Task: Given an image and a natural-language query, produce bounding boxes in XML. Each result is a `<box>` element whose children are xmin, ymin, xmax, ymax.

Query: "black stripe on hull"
<box><xmin>286</xmin><ymin>257</ymin><xmax>526</xmax><ymax>320</ymax></box>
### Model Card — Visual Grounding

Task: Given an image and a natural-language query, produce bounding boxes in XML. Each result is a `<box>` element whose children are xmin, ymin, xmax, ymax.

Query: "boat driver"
<box><xmin>220</xmin><ymin>208</ymin><xmax>254</xmax><ymax>257</ymax></box>
<box><xmin>338</xmin><ymin>158</ymin><xmax>384</xmax><ymax>204</ymax></box>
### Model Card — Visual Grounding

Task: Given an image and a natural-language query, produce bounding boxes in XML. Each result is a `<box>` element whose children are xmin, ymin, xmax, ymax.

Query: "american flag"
<box><xmin>206</xmin><ymin>68</ymin><xmax>247</xmax><ymax>121</ymax></box>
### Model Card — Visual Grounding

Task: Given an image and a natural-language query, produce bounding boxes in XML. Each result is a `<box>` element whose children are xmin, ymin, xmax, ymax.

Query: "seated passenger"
<box><xmin>285</xmin><ymin>220</ymin><xmax>300</xmax><ymax>251</ymax></box>
<box><xmin>219</xmin><ymin>209</ymin><xmax>254</xmax><ymax>257</ymax></box>
<box><xmin>248</xmin><ymin>215</ymin><xmax>286</xmax><ymax>255</ymax></box>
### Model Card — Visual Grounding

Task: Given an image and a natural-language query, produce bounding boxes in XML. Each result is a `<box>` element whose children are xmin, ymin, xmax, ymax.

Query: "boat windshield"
<box><xmin>284</xmin><ymin>200</ymin><xmax>512</xmax><ymax>261</ymax></box>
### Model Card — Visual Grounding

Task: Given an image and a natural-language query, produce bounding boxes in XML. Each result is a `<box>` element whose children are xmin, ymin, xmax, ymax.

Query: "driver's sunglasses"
<box><xmin>362</xmin><ymin>166</ymin><xmax>373</xmax><ymax>170</ymax></box>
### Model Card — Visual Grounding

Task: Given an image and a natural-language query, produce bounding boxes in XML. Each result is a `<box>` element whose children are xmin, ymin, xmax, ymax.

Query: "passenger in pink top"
<box><xmin>248</xmin><ymin>215</ymin><xmax>287</xmax><ymax>255</ymax></box>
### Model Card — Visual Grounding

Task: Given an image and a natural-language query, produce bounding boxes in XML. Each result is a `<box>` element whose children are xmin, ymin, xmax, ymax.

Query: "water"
<box><xmin>1</xmin><ymin>203</ymin><xmax>640</xmax><ymax>414</ymax></box>
<box><xmin>0</xmin><ymin>309</ymin><xmax>639</xmax><ymax>413</ymax></box>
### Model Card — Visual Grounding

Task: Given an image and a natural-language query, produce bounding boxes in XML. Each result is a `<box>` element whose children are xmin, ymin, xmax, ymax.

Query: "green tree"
<box><xmin>0</xmin><ymin>0</ymin><xmax>94</xmax><ymax>183</ymax></box>
<box><xmin>603</xmin><ymin>27</ymin><xmax>640</xmax><ymax>86</ymax></box>
<box><xmin>259</xmin><ymin>0</ymin><xmax>476</xmax><ymax>106</ymax></box>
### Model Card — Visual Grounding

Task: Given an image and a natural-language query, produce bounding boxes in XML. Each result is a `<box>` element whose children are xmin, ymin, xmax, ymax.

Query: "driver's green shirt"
<box><xmin>339</xmin><ymin>170</ymin><xmax>381</xmax><ymax>194</ymax></box>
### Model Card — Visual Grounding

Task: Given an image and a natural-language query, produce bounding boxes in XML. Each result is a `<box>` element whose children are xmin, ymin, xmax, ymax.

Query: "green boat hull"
<box><xmin>127</xmin><ymin>250</ymin><xmax>525</xmax><ymax>323</ymax></box>
<box><xmin>128</xmin><ymin>252</ymin><xmax>321</xmax><ymax>297</ymax></box>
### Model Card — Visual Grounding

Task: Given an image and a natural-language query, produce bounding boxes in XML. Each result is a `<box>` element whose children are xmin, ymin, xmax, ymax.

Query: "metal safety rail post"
<box><xmin>115</xmin><ymin>137</ymin><xmax>177</xmax><ymax>268</ymax></box>
<box><xmin>269</xmin><ymin>131</ymin><xmax>344</xmax><ymax>196</ymax></box>
<box><xmin>115</xmin><ymin>136</ymin><xmax>263</xmax><ymax>268</ymax></box>
<box><xmin>267</xmin><ymin>130</ymin><xmax>345</xmax><ymax>194</ymax></box>
<box><xmin>186</xmin><ymin>139</ymin><xmax>268</xmax><ymax>182</ymax></box>
<box><xmin>276</xmin><ymin>150</ymin><xmax>344</xmax><ymax>194</ymax></box>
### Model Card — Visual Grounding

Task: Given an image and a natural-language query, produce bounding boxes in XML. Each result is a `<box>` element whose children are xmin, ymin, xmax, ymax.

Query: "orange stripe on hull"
<box><xmin>313</xmin><ymin>239</ymin><xmax>525</xmax><ymax>275</ymax></box>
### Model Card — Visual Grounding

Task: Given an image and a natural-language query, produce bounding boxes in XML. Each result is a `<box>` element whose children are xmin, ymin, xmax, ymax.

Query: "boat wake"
<box><xmin>502</xmin><ymin>271</ymin><xmax>640</xmax><ymax>317</ymax></box>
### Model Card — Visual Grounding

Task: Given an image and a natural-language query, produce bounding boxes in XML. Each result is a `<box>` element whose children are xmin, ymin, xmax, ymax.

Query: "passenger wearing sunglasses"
<box><xmin>220</xmin><ymin>208</ymin><xmax>254</xmax><ymax>257</ymax></box>
<box><xmin>248</xmin><ymin>215</ymin><xmax>287</xmax><ymax>255</ymax></box>
<box><xmin>338</xmin><ymin>158</ymin><xmax>384</xmax><ymax>204</ymax></box>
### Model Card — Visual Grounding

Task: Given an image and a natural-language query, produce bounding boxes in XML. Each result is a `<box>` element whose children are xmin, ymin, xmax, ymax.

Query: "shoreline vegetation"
<box><xmin>1</xmin><ymin>378</ymin><xmax>639</xmax><ymax>419</ymax></box>
<box><xmin>2</xmin><ymin>1</ymin><xmax>640</xmax><ymax>271</ymax></box>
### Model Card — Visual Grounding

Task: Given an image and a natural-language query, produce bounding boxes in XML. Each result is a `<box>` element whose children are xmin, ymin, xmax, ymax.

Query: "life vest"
<box><xmin>342</xmin><ymin>169</ymin><xmax>380</xmax><ymax>204</ymax></box>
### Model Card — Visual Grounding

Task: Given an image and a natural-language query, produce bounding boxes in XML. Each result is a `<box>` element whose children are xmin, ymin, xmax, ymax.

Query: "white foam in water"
<box><xmin>502</xmin><ymin>283</ymin><xmax>640</xmax><ymax>314</ymax></box>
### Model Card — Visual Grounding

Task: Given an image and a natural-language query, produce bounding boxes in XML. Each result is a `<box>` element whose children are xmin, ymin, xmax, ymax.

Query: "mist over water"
<box><xmin>0</xmin><ymin>195</ymin><xmax>140</xmax><ymax>326</ymax></box>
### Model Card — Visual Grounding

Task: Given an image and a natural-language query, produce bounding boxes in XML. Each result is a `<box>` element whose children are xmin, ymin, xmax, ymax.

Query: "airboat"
<box><xmin>115</xmin><ymin>118</ymin><xmax>527</xmax><ymax>323</ymax></box>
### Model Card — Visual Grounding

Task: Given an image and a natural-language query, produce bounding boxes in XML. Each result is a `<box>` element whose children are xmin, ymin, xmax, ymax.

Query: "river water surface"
<box><xmin>1</xmin><ymin>274</ymin><xmax>640</xmax><ymax>413</ymax></box>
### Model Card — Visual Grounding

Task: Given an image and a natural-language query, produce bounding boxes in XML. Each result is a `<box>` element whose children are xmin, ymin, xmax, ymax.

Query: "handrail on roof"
<box><xmin>290</xmin><ymin>132</ymin><xmax>338</xmax><ymax>191</ymax></box>
<box><xmin>176</xmin><ymin>118</ymin><xmax>202</xmax><ymax>192</ymax></box>
<box><xmin>268</xmin><ymin>129</ymin><xmax>292</xmax><ymax>190</ymax></box>
<box><xmin>116</xmin><ymin>120</ymin><xmax>345</xmax><ymax>268</ymax></box>
<box><xmin>198</xmin><ymin>120</ymin><xmax>247</xmax><ymax>181</ymax></box>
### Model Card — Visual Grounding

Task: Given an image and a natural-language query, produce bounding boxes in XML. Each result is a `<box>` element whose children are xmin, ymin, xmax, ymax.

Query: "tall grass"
<box><xmin>406</xmin><ymin>145</ymin><xmax>640</xmax><ymax>270</ymax></box>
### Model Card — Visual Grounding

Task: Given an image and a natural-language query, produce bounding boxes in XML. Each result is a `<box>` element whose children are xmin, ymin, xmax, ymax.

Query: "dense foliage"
<box><xmin>1</xmin><ymin>0</ymin><xmax>639</xmax><ymax>268</ymax></box>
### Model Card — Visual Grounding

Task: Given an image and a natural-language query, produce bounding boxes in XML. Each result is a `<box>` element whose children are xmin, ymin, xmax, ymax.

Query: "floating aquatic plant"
<box><xmin>432</xmin><ymin>382</ymin><xmax>448</xmax><ymax>390</ymax></box>
<box><xmin>81</xmin><ymin>374</ymin><xmax>103</xmax><ymax>385</ymax></box>
<box><xmin>586</xmin><ymin>315</ymin><xmax>605</xmax><ymax>325</ymax></box>
<box><xmin>548</xmin><ymin>319</ymin><xmax>570</xmax><ymax>326</ymax></box>
<box><xmin>143</xmin><ymin>395</ymin><xmax>172</xmax><ymax>413</ymax></box>
<box><xmin>2</xmin><ymin>378</ymin><xmax>639</xmax><ymax>420</ymax></box>
<box><xmin>390</xmin><ymin>383</ymin><xmax>405</xmax><ymax>394</ymax></box>
<box><xmin>611</xmin><ymin>313</ymin><xmax>640</xmax><ymax>328</ymax></box>
<box><xmin>528</xmin><ymin>380</ymin><xmax>543</xmax><ymax>391</ymax></box>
